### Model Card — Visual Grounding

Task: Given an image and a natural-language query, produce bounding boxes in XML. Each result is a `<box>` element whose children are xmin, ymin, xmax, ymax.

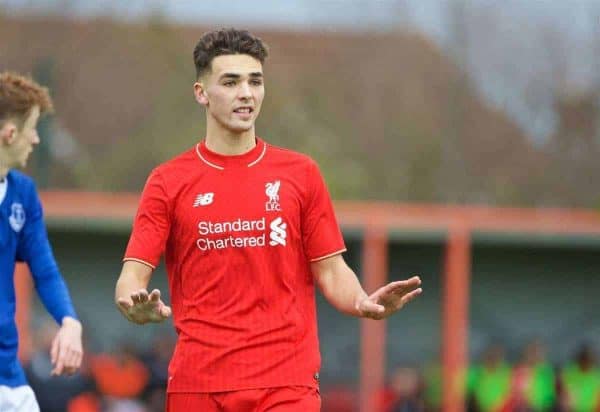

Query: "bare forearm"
<box><xmin>313</xmin><ymin>255</ymin><xmax>422</xmax><ymax>320</ymax></box>
<box><xmin>116</xmin><ymin>273</ymin><xmax>147</xmax><ymax>302</ymax></box>
<box><xmin>61</xmin><ymin>316</ymin><xmax>82</xmax><ymax>329</ymax></box>
<box><xmin>114</xmin><ymin>261</ymin><xmax>152</xmax><ymax>313</ymax></box>
<box><xmin>114</xmin><ymin>261</ymin><xmax>171</xmax><ymax>324</ymax></box>
<box><xmin>313</xmin><ymin>258</ymin><xmax>367</xmax><ymax>317</ymax></box>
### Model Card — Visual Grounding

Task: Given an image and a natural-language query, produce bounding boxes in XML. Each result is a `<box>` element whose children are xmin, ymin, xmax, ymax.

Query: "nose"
<box><xmin>31</xmin><ymin>131</ymin><xmax>40</xmax><ymax>145</ymax></box>
<box><xmin>238</xmin><ymin>82</ymin><xmax>252</xmax><ymax>100</ymax></box>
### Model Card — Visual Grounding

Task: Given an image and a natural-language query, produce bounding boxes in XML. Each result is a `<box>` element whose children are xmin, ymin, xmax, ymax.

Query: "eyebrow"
<box><xmin>219</xmin><ymin>72</ymin><xmax>263</xmax><ymax>80</ymax></box>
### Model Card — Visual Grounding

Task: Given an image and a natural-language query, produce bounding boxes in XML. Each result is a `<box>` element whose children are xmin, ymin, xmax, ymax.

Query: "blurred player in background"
<box><xmin>115</xmin><ymin>28</ymin><xmax>422</xmax><ymax>412</ymax></box>
<box><xmin>0</xmin><ymin>72</ymin><xmax>83</xmax><ymax>411</ymax></box>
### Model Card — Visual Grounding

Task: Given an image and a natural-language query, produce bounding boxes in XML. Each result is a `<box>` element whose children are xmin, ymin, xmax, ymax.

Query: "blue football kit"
<box><xmin>0</xmin><ymin>170</ymin><xmax>77</xmax><ymax>387</ymax></box>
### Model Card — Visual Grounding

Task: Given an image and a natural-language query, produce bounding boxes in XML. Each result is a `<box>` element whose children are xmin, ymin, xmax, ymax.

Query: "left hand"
<box><xmin>50</xmin><ymin>316</ymin><xmax>83</xmax><ymax>376</ymax></box>
<box><xmin>357</xmin><ymin>276</ymin><xmax>422</xmax><ymax>320</ymax></box>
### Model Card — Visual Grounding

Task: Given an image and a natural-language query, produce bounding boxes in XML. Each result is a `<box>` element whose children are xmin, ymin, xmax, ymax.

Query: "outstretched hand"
<box><xmin>117</xmin><ymin>288</ymin><xmax>172</xmax><ymax>325</ymax></box>
<box><xmin>357</xmin><ymin>276</ymin><xmax>422</xmax><ymax>320</ymax></box>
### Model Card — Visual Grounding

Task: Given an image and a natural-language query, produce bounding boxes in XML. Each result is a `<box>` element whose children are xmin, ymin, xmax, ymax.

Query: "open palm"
<box><xmin>358</xmin><ymin>276</ymin><xmax>422</xmax><ymax>320</ymax></box>
<box><xmin>117</xmin><ymin>288</ymin><xmax>172</xmax><ymax>324</ymax></box>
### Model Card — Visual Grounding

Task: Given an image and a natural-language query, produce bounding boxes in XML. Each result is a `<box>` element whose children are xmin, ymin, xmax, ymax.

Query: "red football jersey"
<box><xmin>124</xmin><ymin>138</ymin><xmax>346</xmax><ymax>393</ymax></box>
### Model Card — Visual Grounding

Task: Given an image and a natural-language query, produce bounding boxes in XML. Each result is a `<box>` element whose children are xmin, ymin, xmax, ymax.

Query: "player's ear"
<box><xmin>0</xmin><ymin>121</ymin><xmax>18</xmax><ymax>145</ymax></box>
<box><xmin>193</xmin><ymin>82</ymin><xmax>209</xmax><ymax>107</ymax></box>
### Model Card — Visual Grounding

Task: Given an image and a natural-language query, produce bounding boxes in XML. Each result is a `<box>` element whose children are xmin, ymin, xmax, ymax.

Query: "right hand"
<box><xmin>116</xmin><ymin>288</ymin><xmax>172</xmax><ymax>324</ymax></box>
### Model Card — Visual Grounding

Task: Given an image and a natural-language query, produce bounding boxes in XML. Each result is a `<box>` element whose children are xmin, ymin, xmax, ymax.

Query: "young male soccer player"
<box><xmin>115</xmin><ymin>28</ymin><xmax>422</xmax><ymax>411</ymax></box>
<box><xmin>0</xmin><ymin>72</ymin><xmax>83</xmax><ymax>411</ymax></box>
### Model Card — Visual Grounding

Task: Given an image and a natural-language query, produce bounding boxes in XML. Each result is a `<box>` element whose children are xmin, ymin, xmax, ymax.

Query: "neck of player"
<box><xmin>0</xmin><ymin>154</ymin><xmax>9</xmax><ymax>180</ymax></box>
<box><xmin>205</xmin><ymin>119</ymin><xmax>256</xmax><ymax>156</ymax></box>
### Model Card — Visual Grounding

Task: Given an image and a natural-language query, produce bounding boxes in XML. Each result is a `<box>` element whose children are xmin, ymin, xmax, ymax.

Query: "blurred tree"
<box><xmin>32</xmin><ymin>57</ymin><xmax>55</xmax><ymax>189</ymax></box>
<box><xmin>3</xmin><ymin>13</ymin><xmax>600</xmax><ymax>207</ymax></box>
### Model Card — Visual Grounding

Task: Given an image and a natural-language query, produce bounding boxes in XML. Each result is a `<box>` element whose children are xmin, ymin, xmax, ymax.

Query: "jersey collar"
<box><xmin>0</xmin><ymin>176</ymin><xmax>7</xmax><ymax>206</ymax></box>
<box><xmin>196</xmin><ymin>137</ymin><xmax>267</xmax><ymax>170</ymax></box>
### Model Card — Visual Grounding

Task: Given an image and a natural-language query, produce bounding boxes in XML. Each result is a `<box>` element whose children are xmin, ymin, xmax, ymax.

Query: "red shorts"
<box><xmin>166</xmin><ymin>386</ymin><xmax>321</xmax><ymax>412</ymax></box>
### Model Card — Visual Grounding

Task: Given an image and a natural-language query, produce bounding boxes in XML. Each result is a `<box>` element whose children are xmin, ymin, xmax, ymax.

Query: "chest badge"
<box><xmin>265</xmin><ymin>181</ymin><xmax>281</xmax><ymax>212</ymax></box>
<box><xmin>9</xmin><ymin>202</ymin><xmax>26</xmax><ymax>233</ymax></box>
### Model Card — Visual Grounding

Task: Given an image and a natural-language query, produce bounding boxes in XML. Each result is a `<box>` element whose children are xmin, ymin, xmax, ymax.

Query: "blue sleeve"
<box><xmin>16</xmin><ymin>182</ymin><xmax>77</xmax><ymax>324</ymax></box>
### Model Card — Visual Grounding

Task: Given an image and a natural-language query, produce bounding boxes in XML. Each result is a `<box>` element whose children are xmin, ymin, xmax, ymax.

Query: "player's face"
<box><xmin>196</xmin><ymin>54</ymin><xmax>265</xmax><ymax>134</ymax></box>
<box><xmin>3</xmin><ymin>105</ymin><xmax>40</xmax><ymax>168</ymax></box>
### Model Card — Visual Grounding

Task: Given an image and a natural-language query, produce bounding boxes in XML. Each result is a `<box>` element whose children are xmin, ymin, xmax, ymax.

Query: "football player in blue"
<box><xmin>0</xmin><ymin>72</ymin><xmax>83</xmax><ymax>411</ymax></box>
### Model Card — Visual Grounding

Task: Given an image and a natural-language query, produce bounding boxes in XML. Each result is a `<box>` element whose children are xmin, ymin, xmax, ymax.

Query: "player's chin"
<box><xmin>227</xmin><ymin>120</ymin><xmax>254</xmax><ymax>133</ymax></box>
<box><xmin>21</xmin><ymin>153</ymin><xmax>33</xmax><ymax>166</ymax></box>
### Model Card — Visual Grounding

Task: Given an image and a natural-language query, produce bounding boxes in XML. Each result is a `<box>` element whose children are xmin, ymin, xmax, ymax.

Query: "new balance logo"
<box><xmin>269</xmin><ymin>217</ymin><xmax>287</xmax><ymax>246</ymax></box>
<box><xmin>193</xmin><ymin>193</ymin><xmax>214</xmax><ymax>207</ymax></box>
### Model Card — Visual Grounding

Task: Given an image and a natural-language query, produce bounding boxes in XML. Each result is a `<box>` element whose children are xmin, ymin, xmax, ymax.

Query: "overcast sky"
<box><xmin>1</xmin><ymin>0</ymin><xmax>598</xmax><ymax>40</ymax></box>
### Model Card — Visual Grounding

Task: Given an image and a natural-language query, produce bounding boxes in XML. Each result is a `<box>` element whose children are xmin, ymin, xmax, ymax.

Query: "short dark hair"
<box><xmin>0</xmin><ymin>72</ymin><xmax>53</xmax><ymax>126</ymax></box>
<box><xmin>193</xmin><ymin>28</ymin><xmax>269</xmax><ymax>78</ymax></box>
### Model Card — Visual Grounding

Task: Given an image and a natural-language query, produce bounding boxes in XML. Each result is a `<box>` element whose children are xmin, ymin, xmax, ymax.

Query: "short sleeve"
<box><xmin>124</xmin><ymin>169</ymin><xmax>171</xmax><ymax>268</ymax></box>
<box><xmin>301</xmin><ymin>160</ymin><xmax>346</xmax><ymax>261</ymax></box>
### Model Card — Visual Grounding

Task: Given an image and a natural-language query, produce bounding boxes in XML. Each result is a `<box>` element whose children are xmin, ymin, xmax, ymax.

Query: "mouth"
<box><xmin>233</xmin><ymin>107</ymin><xmax>254</xmax><ymax>117</ymax></box>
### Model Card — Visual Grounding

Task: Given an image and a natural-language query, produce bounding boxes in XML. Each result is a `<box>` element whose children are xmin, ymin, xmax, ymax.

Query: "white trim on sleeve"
<box><xmin>123</xmin><ymin>257</ymin><xmax>157</xmax><ymax>269</ymax></box>
<box><xmin>309</xmin><ymin>248</ymin><xmax>347</xmax><ymax>262</ymax></box>
<box><xmin>0</xmin><ymin>178</ymin><xmax>7</xmax><ymax>206</ymax></box>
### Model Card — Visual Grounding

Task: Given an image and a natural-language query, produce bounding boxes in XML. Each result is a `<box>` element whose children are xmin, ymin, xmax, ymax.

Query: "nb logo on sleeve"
<box><xmin>269</xmin><ymin>217</ymin><xmax>287</xmax><ymax>246</ymax></box>
<box><xmin>193</xmin><ymin>193</ymin><xmax>214</xmax><ymax>207</ymax></box>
